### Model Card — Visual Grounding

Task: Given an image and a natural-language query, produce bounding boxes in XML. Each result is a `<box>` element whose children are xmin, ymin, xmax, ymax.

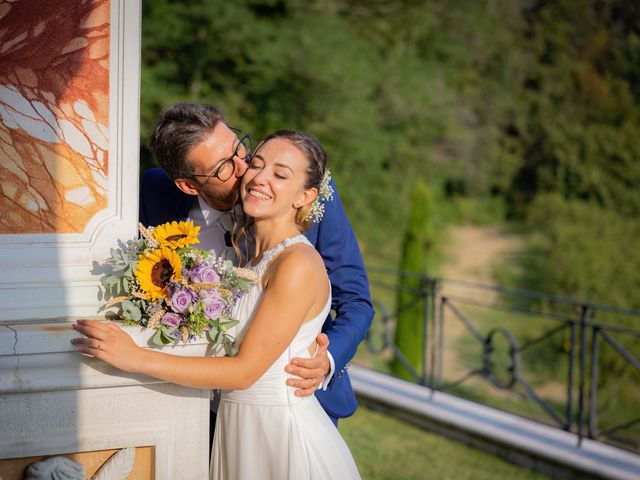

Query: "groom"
<box><xmin>140</xmin><ymin>103</ymin><xmax>373</xmax><ymax>429</ymax></box>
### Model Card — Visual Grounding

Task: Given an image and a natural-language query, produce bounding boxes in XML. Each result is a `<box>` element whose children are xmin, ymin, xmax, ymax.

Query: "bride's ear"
<box><xmin>293</xmin><ymin>188</ymin><xmax>318</xmax><ymax>209</ymax></box>
<box><xmin>175</xmin><ymin>178</ymin><xmax>200</xmax><ymax>196</ymax></box>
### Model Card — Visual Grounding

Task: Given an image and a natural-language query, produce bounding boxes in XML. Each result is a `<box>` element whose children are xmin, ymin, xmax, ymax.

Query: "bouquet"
<box><xmin>98</xmin><ymin>220</ymin><xmax>257</xmax><ymax>353</ymax></box>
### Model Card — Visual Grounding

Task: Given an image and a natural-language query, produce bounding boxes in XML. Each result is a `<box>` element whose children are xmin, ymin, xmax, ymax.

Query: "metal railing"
<box><xmin>364</xmin><ymin>267</ymin><xmax>640</xmax><ymax>452</ymax></box>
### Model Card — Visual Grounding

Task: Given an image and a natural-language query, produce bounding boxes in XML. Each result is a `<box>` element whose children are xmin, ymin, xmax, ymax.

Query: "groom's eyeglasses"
<box><xmin>191</xmin><ymin>129</ymin><xmax>252</xmax><ymax>183</ymax></box>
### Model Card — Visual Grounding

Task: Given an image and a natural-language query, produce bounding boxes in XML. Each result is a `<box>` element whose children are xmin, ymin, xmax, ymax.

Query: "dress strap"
<box><xmin>252</xmin><ymin>234</ymin><xmax>311</xmax><ymax>277</ymax></box>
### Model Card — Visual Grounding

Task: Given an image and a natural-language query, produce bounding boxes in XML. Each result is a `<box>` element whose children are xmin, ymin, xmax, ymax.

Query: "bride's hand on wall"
<box><xmin>72</xmin><ymin>320</ymin><xmax>142</xmax><ymax>373</ymax></box>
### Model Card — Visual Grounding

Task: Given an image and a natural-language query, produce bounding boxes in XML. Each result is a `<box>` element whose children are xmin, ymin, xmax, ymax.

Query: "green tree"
<box><xmin>140</xmin><ymin>0</ymin><xmax>640</xmax><ymax>276</ymax></box>
<box><xmin>391</xmin><ymin>181</ymin><xmax>433</xmax><ymax>380</ymax></box>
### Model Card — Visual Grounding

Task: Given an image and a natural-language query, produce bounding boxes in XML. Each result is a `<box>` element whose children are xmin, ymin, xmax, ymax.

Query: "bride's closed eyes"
<box><xmin>248</xmin><ymin>158</ymin><xmax>291</xmax><ymax>180</ymax></box>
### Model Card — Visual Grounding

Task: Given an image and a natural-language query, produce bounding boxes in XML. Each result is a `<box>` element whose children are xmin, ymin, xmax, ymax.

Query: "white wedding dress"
<box><xmin>210</xmin><ymin>235</ymin><xmax>360</xmax><ymax>480</ymax></box>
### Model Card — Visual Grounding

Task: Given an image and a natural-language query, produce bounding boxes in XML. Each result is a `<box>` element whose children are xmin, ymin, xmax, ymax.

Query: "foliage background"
<box><xmin>140</xmin><ymin>0</ymin><xmax>640</xmax><ymax>310</ymax></box>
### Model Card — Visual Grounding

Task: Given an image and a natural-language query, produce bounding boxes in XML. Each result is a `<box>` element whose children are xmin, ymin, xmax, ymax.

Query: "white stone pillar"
<box><xmin>0</xmin><ymin>2</ymin><xmax>209</xmax><ymax>478</ymax></box>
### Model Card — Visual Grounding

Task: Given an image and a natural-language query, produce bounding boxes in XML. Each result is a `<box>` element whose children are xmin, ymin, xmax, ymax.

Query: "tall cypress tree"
<box><xmin>391</xmin><ymin>181</ymin><xmax>433</xmax><ymax>380</ymax></box>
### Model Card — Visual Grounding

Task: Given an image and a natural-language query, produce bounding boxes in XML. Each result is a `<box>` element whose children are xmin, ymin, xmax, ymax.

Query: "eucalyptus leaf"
<box><xmin>152</xmin><ymin>329</ymin><xmax>166</xmax><ymax>346</ymax></box>
<box><xmin>223</xmin><ymin>340</ymin><xmax>238</xmax><ymax>356</ymax></box>
<box><xmin>160</xmin><ymin>329</ymin><xmax>174</xmax><ymax>345</ymax></box>
<box><xmin>122</xmin><ymin>300</ymin><xmax>142</xmax><ymax>321</ymax></box>
<box><xmin>207</xmin><ymin>328</ymin><xmax>218</xmax><ymax>344</ymax></box>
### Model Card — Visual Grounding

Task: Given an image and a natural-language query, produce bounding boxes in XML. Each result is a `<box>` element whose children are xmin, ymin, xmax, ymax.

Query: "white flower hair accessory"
<box><xmin>304</xmin><ymin>169</ymin><xmax>334</xmax><ymax>223</ymax></box>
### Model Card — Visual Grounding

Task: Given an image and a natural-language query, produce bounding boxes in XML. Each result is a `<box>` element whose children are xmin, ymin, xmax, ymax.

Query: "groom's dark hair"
<box><xmin>148</xmin><ymin>103</ymin><xmax>226</xmax><ymax>180</ymax></box>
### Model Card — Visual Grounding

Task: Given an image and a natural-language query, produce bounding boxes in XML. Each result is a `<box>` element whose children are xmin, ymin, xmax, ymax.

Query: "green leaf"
<box><xmin>152</xmin><ymin>329</ymin><xmax>167</xmax><ymax>346</ymax></box>
<box><xmin>122</xmin><ymin>300</ymin><xmax>142</xmax><ymax>321</ymax></box>
<box><xmin>220</xmin><ymin>319</ymin><xmax>239</xmax><ymax>332</ymax></box>
<box><xmin>233</xmin><ymin>278</ymin><xmax>255</xmax><ymax>291</ymax></box>
<box><xmin>206</xmin><ymin>328</ymin><xmax>219</xmax><ymax>344</ymax></box>
<box><xmin>160</xmin><ymin>328</ymin><xmax>175</xmax><ymax>345</ymax></box>
<box><xmin>223</xmin><ymin>339</ymin><xmax>238</xmax><ymax>356</ymax></box>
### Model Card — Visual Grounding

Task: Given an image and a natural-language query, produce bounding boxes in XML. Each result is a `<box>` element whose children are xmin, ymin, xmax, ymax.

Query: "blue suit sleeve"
<box><xmin>139</xmin><ymin>168</ymin><xmax>195</xmax><ymax>227</ymax></box>
<box><xmin>139</xmin><ymin>169</ymin><xmax>153</xmax><ymax>226</ymax></box>
<box><xmin>317</xmin><ymin>182</ymin><xmax>374</xmax><ymax>376</ymax></box>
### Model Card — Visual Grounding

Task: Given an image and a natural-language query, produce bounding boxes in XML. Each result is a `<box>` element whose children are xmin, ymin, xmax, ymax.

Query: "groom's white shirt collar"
<box><xmin>188</xmin><ymin>196</ymin><xmax>234</xmax><ymax>259</ymax></box>
<box><xmin>196</xmin><ymin>195</ymin><xmax>225</xmax><ymax>227</ymax></box>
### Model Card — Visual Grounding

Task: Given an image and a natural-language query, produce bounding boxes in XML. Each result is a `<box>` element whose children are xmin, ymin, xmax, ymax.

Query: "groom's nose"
<box><xmin>234</xmin><ymin>155</ymin><xmax>249</xmax><ymax>178</ymax></box>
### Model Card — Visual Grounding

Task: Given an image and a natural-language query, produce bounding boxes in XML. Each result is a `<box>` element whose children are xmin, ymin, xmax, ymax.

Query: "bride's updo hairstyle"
<box><xmin>232</xmin><ymin>130</ymin><xmax>328</xmax><ymax>261</ymax></box>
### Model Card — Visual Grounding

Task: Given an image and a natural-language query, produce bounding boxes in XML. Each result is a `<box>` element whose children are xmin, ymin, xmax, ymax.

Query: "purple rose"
<box><xmin>194</xmin><ymin>265</ymin><xmax>220</xmax><ymax>284</ymax></box>
<box><xmin>202</xmin><ymin>292</ymin><xmax>226</xmax><ymax>319</ymax></box>
<box><xmin>161</xmin><ymin>312</ymin><xmax>181</xmax><ymax>328</ymax></box>
<box><xmin>170</xmin><ymin>288</ymin><xmax>192</xmax><ymax>313</ymax></box>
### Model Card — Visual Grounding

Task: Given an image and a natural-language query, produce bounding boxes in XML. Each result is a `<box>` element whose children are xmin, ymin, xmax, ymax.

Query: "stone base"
<box><xmin>0</xmin><ymin>321</ymin><xmax>212</xmax><ymax>480</ymax></box>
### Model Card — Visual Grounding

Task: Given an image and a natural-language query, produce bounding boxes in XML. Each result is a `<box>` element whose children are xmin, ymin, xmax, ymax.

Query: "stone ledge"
<box><xmin>350</xmin><ymin>364</ymin><xmax>640</xmax><ymax>480</ymax></box>
<box><xmin>0</xmin><ymin>320</ymin><xmax>217</xmax><ymax>394</ymax></box>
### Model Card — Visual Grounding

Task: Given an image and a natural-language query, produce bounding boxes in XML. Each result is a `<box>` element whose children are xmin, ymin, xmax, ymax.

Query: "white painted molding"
<box><xmin>0</xmin><ymin>321</ymin><xmax>222</xmax><ymax>395</ymax></box>
<box><xmin>0</xmin><ymin>0</ymin><xmax>142</xmax><ymax>323</ymax></box>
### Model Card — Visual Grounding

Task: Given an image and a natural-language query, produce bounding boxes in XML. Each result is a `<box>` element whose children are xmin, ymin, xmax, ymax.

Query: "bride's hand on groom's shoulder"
<box><xmin>71</xmin><ymin>319</ymin><xmax>143</xmax><ymax>373</ymax></box>
<box><xmin>285</xmin><ymin>333</ymin><xmax>330</xmax><ymax>397</ymax></box>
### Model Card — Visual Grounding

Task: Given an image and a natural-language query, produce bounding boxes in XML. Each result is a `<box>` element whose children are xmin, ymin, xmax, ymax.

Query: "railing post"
<box><xmin>566</xmin><ymin>321</ymin><xmax>576</xmax><ymax>432</ymax></box>
<box><xmin>420</xmin><ymin>275</ymin><xmax>430</xmax><ymax>387</ymax></box>
<box><xmin>589</xmin><ymin>327</ymin><xmax>601</xmax><ymax>440</ymax></box>
<box><xmin>426</xmin><ymin>277</ymin><xmax>439</xmax><ymax>391</ymax></box>
<box><xmin>577</xmin><ymin>305</ymin><xmax>589</xmax><ymax>447</ymax></box>
<box><xmin>436</xmin><ymin>283</ymin><xmax>443</xmax><ymax>389</ymax></box>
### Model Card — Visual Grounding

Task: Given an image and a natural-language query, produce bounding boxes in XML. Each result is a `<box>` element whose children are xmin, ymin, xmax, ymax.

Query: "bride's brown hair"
<box><xmin>232</xmin><ymin>130</ymin><xmax>328</xmax><ymax>263</ymax></box>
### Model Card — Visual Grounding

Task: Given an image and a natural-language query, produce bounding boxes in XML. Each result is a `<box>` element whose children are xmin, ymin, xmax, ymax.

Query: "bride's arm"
<box><xmin>72</xmin><ymin>247</ymin><xmax>329</xmax><ymax>390</ymax></box>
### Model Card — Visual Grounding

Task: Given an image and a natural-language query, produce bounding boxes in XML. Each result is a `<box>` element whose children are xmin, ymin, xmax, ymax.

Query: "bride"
<box><xmin>72</xmin><ymin>130</ymin><xmax>361</xmax><ymax>479</ymax></box>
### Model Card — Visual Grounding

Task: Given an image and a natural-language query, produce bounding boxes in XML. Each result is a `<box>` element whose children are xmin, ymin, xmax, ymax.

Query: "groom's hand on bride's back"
<box><xmin>285</xmin><ymin>333</ymin><xmax>331</xmax><ymax>397</ymax></box>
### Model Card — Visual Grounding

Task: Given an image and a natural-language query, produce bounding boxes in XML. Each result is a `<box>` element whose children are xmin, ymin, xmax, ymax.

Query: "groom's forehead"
<box><xmin>206</xmin><ymin>123</ymin><xmax>238</xmax><ymax>148</ymax></box>
<box><xmin>187</xmin><ymin>133</ymin><xmax>232</xmax><ymax>169</ymax></box>
<box><xmin>191</xmin><ymin>124</ymin><xmax>237</xmax><ymax>157</ymax></box>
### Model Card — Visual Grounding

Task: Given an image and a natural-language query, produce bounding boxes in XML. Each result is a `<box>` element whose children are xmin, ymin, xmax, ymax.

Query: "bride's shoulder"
<box><xmin>266</xmin><ymin>244</ymin><xmax>326</xmax><ymax>286</ymax></box>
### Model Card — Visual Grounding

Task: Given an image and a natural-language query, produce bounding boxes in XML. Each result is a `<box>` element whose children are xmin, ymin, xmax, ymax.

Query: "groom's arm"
<box><xmin>314</xmin><ymin>183</ymin><xmax>374</xmax><ymax>380</ymax></box>
<box><xmin>139</xmin><ymin>168</ymin><xmax>195</xmax><ymax>227</ymax></box>
<box><xmin>284</xmin><ymin>181</ymin><xmax>373</xmax><ymax>395</ymax></box>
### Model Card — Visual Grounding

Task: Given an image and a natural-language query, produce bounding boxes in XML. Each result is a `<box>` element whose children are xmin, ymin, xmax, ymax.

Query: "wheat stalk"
<box><xmin>103</xmin><ymin>296</ymin><xmax>128</xmax><ymax>308</ymax></box>
<box><xmin>147</xmin><ymin>309</ymin><xmax>165</xmax><ymax>328</ymax></box>
<box><xmin>191</xmin><ymin>281</ymin><xmax>222</xmax><ymax>291</ymax></box>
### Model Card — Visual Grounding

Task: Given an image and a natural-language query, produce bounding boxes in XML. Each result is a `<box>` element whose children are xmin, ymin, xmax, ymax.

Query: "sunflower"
<box><xmin>153</xmin><ymin>220</ymin><xmax>200</xmax><ymax>249</ymax></box>
<box><xmin>136</xmin><ymin>247</ymin><xmax>183</xmax><ymax>300</ymax></box>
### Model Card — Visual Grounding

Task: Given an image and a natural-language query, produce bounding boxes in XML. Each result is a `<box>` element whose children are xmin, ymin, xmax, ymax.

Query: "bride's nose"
<box><xmin>250</xmin><ymin>167</ymin><xmax>270</xmax><ymax>185</ymax></box>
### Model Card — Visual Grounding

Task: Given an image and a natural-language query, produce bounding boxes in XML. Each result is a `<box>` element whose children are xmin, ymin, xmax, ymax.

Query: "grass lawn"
<box><xmin>340</xmin><ymin>405</ymin><xmax>548</xmax><ymax>480</ymax></box>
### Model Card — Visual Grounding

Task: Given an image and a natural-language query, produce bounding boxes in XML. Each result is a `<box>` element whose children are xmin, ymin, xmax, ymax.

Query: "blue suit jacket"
<box><xmin>140</xmin><ymin>168</ymin><xmax>373</xmax><ymax>419</ymax></box>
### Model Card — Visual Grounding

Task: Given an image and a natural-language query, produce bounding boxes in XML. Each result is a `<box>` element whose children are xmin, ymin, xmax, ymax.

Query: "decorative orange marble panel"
<box><xmin>0</xmin><ymin>446</ymin><xmax>154</xmax><ymax>479</ymax></box>
<box><xmin>0</xmin><ymin>0</ymin><xmax>110</xmax><ymax>233</ymax></box>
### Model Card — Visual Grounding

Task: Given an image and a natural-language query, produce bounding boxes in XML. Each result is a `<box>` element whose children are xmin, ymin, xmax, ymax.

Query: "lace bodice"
<box><xmin>250</xmin><ymin>234</ymin><xmax>312</xmax><ymax>277</ymax></box>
